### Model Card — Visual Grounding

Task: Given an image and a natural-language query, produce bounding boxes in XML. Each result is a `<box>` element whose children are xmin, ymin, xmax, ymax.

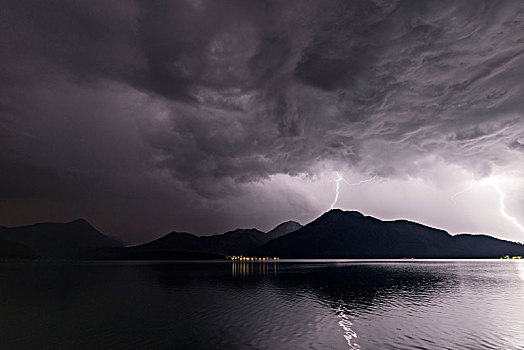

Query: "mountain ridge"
<box><xmin>2</xmin><ymin>211</ymin><xmax>523</xmax><ymax>260</ymax></box>
<box><xmin>265</xmin><ymin>221</ymin><xmax>303</xmax><ymax>242</ymax></box>
<box><xmin>261</xmin><ymin>209</ymin><xmax>523</xmax><ymax>258</ymax></box>
<box><xmin>0</xmin><ymin>218</ymin><xmax>122</xmax><ymax>259</ymax></box>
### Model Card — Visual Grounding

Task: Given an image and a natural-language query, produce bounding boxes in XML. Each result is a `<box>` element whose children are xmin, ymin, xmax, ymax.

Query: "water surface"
<box><xmin>0</xmin><ymin>260</ymin><xmax>522</xmax><ymax>349</ymax></box>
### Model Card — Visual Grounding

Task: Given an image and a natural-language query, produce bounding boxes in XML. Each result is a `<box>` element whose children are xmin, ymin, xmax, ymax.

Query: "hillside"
<box><xmin>0</xmin><ymin>219</ymin><xmax>122</xmax><ymax>259</ymax></box>
<box><xmin>261</xmin><ymin>209</ymin><xmax>524</xmax><ymax>258</ymax></box>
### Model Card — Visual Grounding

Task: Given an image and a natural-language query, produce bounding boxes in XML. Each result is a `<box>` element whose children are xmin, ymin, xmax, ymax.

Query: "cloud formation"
<box><xmin>1</xmin><ymin>0</ymin><xmax>524</xmax><ymax>242</ymax></box>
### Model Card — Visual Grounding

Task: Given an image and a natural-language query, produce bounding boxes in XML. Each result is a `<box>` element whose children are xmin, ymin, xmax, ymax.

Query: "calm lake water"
<box><xmin>0</xmin><ymin>260</ymin><xmax>522</xmax><ymax>349</ymax></box>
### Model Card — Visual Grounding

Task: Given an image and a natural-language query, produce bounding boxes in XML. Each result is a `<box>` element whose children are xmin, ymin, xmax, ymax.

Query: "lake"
<box><xmin>0</xmin><ymin>260</ymin><xmax>522</xmax><ymax>349</ymax></box>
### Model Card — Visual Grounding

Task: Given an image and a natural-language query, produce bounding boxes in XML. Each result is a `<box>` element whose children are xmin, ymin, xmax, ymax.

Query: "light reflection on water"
<box><xmin>517</xmin><ymin>261</ymin><xmax>524</xmax><ymax>281</ymax></box>
<box><xmin>0</xmin><ymin>260</ymin><xmax>522</xmax><ymax>349</ymax></box>
<box><xmin>231</xmin><ymin>261</ymin><xmax>279</xmax><ymax>278</ymax></box>
<box><xmin>336</xmin><ymin>302</ymin><xmax>360</xmax><ymax>349</ymax></box>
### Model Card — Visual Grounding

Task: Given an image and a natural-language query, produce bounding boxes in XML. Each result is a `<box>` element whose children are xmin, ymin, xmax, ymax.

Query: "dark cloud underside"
<box><xmin>1</xmin><ymin>0</ymin><xmax>523</xmax><ymax>241</ymax></box>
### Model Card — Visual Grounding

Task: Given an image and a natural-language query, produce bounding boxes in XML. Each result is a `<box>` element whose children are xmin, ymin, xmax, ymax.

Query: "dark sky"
<box><xmin>1</xmin><ymin>0</ymin><xmax>524</xmax><ymax>243</ymax></box>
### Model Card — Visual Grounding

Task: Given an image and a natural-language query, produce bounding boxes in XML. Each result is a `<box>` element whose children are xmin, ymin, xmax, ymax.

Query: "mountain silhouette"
<box><xmin>142</xmin><ymin>228</ymin><xmax>267</xmax><ymax>255</ymax></box>
<box><xmin>0</xmin><ymin>239</ymin><xmax>39</xmax><ymax>260</ymax></box>
<box><xmin>262</xmin><ymin>209</ymin><xmax>524</xmax><ymax>258</ymax></box>
<box><xmin>264</xmin><ymin>221</ymin><xmax>302</xmax><ymax>242</ymax></box>
<box><xmin>94</xmin><ymin>210</ymin><xmax>524</xmax><ymax>259</ymax></box>
<box><xmin>92</xmin><ymin>222</ymin><xmax>302</xmax><ymax>260</ymax></box>
<box><xmin>0</xmin><ymin>219</ymin><xmax>122</xmax><ymax>259</ymax></box>
<box><xmin>4</xmin><ymin>211</ymin><xmax>523</xmax><ymax>260</ymax></box>
<box><xmin>94</xmin><ymin>228</ymin><xmax>267</xmax><ymax>260</ymax></box>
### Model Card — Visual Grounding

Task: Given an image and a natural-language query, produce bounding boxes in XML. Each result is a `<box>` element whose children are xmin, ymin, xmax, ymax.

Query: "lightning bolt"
<box><xmin>330</xmin><ymin>172</ymin><xmax>377</xmax><ymax>210</ymax></box>
<box><xmin>330</xmin><ymin>172</ymin><xmax>343</xmax><ymax>209</ymax></box>
<box><xmin>453</xmin><ymin>177</ymin><xmax>524</xmax><ymax>235</ymax></box>
<box><xmin>451</xmin><ymin>181</ymin><xmax>474</xmax><ymax>204</ymax></box>
<box><xmin>342</xmin><ymin>175</ymin><xmax>377</xmax><ymax>187</ymax></box>
<box><xmin>492</xmin><ymin>182</ymin><xmax>524</xmax><ymax>234</ymax></box>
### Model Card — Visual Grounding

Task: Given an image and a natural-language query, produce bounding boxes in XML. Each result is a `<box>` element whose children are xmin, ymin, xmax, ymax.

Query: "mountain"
<box><xmin>261</xmin><ymin>209</ymin><xmax>524</xmax><ymax>258</ymax></box>
<box><xmin>6</xmin><ymin>211</ymin><xmax>522</xmax><ymax>260</ymax></box>
<box><xmin>0</xmin><ymin>239</ymin><xmax>39</xmax><ymax>260</ymax></box>
<box><xmin>0</xmin><ymin>219</ymin><xmax>122</xmax><ymax>259</ymax></box>
<box><xmin>94</xmin><ymin>210</ymin><xmax>524</xmax><ymax>259</ymax></box>
<box><xmin>451</xmin><ymin>234</ymin><xmax>524</xmax><ymax>257</ymax></box>
<box><xmin>264</xmin><ymin>221</ymin><xmax>302</xmax><ymax>242</ymax></box>
<box><xmin>93</xmin><ymin>222</ymin><xmax>303</xmax><ymax>260</ymax></box>
<box><xmin>143</xmin><ymin>228</ymin><xmax>267</xmax><ymax>255</ymax></box>
<box><xmin>93</xmin><ymin>228</ymin><xmax>268</xmax><ymax>260</ymax></box>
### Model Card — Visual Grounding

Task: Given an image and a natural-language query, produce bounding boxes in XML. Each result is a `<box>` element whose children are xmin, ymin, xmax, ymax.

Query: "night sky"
<box><xmin>1</xmin><ymin>0</ymin><xmax>524</xmax><ymax>243</ymax></box>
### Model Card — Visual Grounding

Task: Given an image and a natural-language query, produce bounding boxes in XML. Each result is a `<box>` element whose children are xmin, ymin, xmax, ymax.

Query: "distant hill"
<box><xmin>92</xmin><ymin>222</ymin><xmax>302</xmax><ymax>260</ymax></box>
<box><xmin>0</xmin><ymin>219</ymin><xmax>122</xmax><ymax>259</ymax></box>
<box><xmin>143</xmin><ymin>228</ymin><xmax>267</xmax><ymax>255</ymax></box>
<box><xmin>5</xmin><ymin>211</ymin><xmax>523</xmax><ymax>260</ymax></box>
<box><xmin>262</xmin><ymin>209</ymin><xmax>524</xmax><ymax>258</ymax></box>
<box><xmin>93</xmin><ymin>228</ymin><xmax>267</xmax><ymax>260</ymax></box>
<box><xmin>264</xmin><ymin>221</ymin><xmax>302</xmax><ymax>243</ymax></box>
<box><xmin>93</xmin><ymin>211</ymin><xmax>524</xmax><ymax>259</ymax></box>
<box><xmin>451</xmin><ymin>234</ymin><xmax>524</xmax><ymax>257</ymax></box>
<box><xmin>0</xmin><ymin>239</ymin><xmax>39</xmax><ymax>260</ymax></box>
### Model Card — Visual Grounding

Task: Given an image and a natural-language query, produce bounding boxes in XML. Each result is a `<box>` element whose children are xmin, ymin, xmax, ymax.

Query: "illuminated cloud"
<box><xmin>1</xmin><ymin>0</ymin><xmax>523</xmax><ymax>242</ymax></box>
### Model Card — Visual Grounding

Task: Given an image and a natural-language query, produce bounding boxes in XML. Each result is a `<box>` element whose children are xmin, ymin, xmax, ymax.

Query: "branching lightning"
<box><xmin>492</xmin><ymin>182</ymin><xmax>524</xmax><ymax>234</ymax></box>
<box><xmin>330</xmin><ymin>172</ymin><xmax>377</xmax><ymax>210</ymax></box>
<box><xmin>342</xmin><ymin>175</ymin><xmax>377</xmax><ymax>187</ymax></box>
<box><xmin>330</xmin><ymin>172</ymin><xmax>343</xmax><ymax>209</ymax></box>
<box><xmin>451</xmin><ymin>181</ymin><xmax>474</xmax><ymax>204</ymax></box>
<box><xmin>329</xmin><ymin>171</ymin><xmax>524</xmax><ymax>236</ymax></box>
<box><xmin>451</xmin><ymin>177</ymin><xmax>524</xmax><ymax>235</ymax></box>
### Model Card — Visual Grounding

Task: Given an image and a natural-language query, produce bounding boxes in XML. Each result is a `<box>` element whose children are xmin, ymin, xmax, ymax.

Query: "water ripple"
<box><xmin>0</xmin><ymin>260</ymin><xmax>522</xmax><ymax>349</ymax></box>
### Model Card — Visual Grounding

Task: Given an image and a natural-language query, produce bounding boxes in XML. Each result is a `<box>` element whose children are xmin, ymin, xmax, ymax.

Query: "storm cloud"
<box><xmin>1</xmin><ymin>0</ymin><xmax>524</xmax><ymax>242</ymax></box>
